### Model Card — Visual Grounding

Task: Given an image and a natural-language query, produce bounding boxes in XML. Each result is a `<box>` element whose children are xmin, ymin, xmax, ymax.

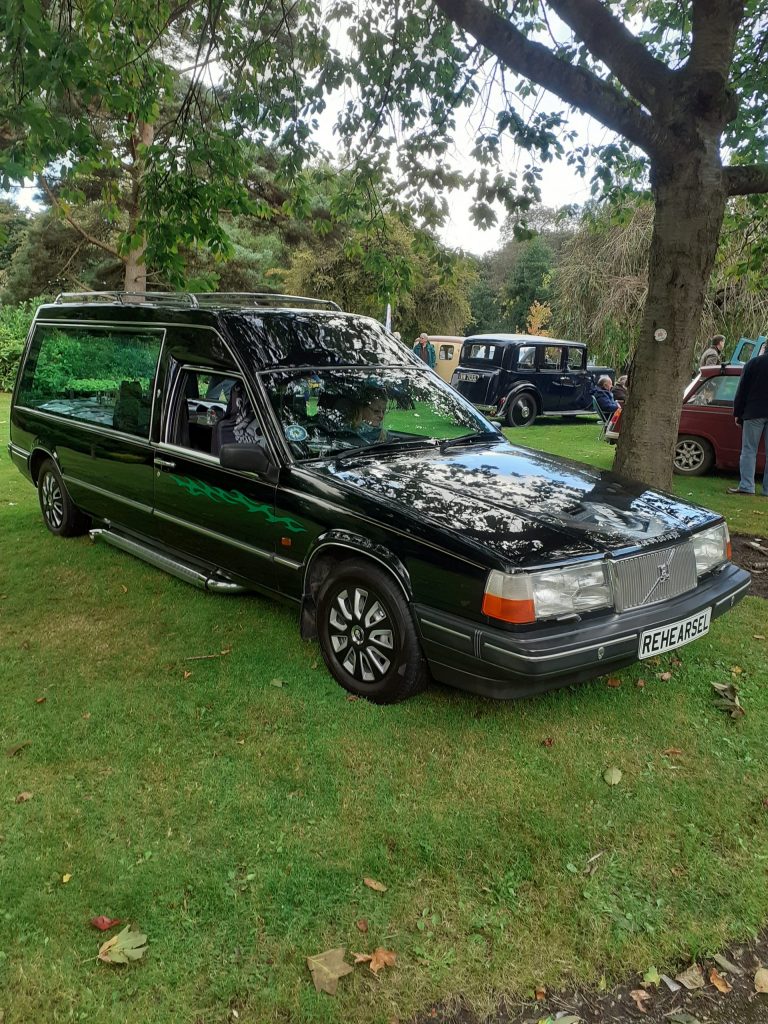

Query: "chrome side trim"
<box><xmin>62</xmin><ymin>474</ymin><xmax>153</xmax><ymax>514</ymax></box>
<box><xmin>482</xmin><ymin>633</ymin><xmax>635</xmax><ymax>664</ymax></box>
<box><xmin>13</xmin><ymin>406</ymin><xmax>154</xmax><ymax>448</ymax></box>
<box><xmin>714</xmin><ymin>580</ymin><xmax>752</xmax><ymax>608</ymax></box>
<box><xmin>8</xmin><ymin>441</ymin><xmax>31</xmax><ymax>459</ymax></box>
<box><xmin>274</xmin><ymin>554</ymin><xmax>302</xmax><ymax>570</ymax></box>
<box><xmin>89</xmin><ymin>529</ymin><xmax>248</xmax><ymax>594</ymax></box>
<box><xmin>152</xmin><ymin>509</ymin><xmax>273</xmax><ymax>562</ymax></box>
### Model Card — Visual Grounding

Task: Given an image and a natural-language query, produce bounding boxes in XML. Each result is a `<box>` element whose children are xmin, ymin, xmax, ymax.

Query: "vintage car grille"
<box><xmin>612</xmin><ymin>542</ymin><xmax>697</xmax><ymax>613</ymax></box>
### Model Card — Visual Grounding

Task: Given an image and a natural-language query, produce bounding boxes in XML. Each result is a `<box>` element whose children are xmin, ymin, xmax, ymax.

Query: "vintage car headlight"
<box><xmin>692</xmin><ymin>523</ymin><xmax>730</xmax><ymax>576</ymax></box>
<box><xmin>483</xmin><ymin>562</ymin><xmax>613</xmax><ymax>624</ymax></box>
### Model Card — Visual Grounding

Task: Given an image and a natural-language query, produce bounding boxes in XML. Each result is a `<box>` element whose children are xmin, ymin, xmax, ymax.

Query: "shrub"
<box><xmin>0</xmin><ymin>296</ymin><xmax>52</xmax><ymax>391</ymax></box>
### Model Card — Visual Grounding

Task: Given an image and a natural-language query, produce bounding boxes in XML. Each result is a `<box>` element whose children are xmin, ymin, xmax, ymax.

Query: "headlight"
<box><xmin>692</xmin><ymin>523</ymin><xmax>730</xmax><ymax>576</ymax></box>
<box><xmin>483</xmin><ymin>562</ymin><xmax>613</xmax><ymax>623</ymax></box>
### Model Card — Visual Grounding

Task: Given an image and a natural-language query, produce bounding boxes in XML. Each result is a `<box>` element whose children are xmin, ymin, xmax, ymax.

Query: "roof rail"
<box><xmin>193</xmin><ymin>292</ymin><xmax>342</xmax><ymax>312</ymax></box>
<box><xmin>54</xmin><ymin>291</ymin><xmax>199</xmax><ymax>308</ymax></box>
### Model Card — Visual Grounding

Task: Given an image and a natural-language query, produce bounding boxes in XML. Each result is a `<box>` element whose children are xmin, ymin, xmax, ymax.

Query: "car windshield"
<box><xmin>262</xmin><ymin>367</ymin><xmax>497</xmax><ymax>459</ymax></box>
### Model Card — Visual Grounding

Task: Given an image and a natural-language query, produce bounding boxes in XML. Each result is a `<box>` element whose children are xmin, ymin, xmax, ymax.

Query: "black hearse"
<box><xmin>8</xmin><ymin>293</ymin><xmax>750</xmax><ymax>703</ymax></box>
<box><xmin>452</xmin><ymin>334</ymin><xmax>601</xmax><ymax>426</ymax></box>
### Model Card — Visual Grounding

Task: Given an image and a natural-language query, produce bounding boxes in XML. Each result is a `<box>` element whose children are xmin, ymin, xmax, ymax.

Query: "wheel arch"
<box><xmin>29</xmin><ymin>446</ymin><xmax>58</xmax><ymax>485</ymax></box>
<box><xmin>499</xmin><ymin>383</ymin><xmax>541</xmax><ymax>417</ymax></box>
<box><xmin>300</xmin><ymin>532</ymin><xmax>412</xmax><ymax>640</ymax></box>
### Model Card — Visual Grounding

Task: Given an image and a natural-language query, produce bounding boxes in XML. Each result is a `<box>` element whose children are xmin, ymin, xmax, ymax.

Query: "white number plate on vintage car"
<box><xmin>638</xmin><ymin>607</ymin><xmax>711</xmax><ymax>659</ymax></box>
<box><xmin>458</xmin><ymin>372</ymin><xmax>480</xmax><ymax>382</ymax></box>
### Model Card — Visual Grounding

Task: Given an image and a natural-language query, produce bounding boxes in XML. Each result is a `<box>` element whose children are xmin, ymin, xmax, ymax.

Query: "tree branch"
<box><xmin>725</xmin><ymin>163</ymin><xmax>768</xmax><ymax>195</ymax></box>
<box><xmin>546</xmin><ymin>0</ymin><xmax>674</xmax><ymax>113</ymax></box>
<box><xmin>432</xmin><ymin>0</ymin><xmax>669</xmax><ymax>157</ymax></box>
<box><xmin>687</xmin><ymin>0</ymin><xmax>744</xmax><ymax>77</ymax></box>
<box><xmin>38</xmin><ymin>175</ymin><xmax>122</xmax><ymax>260</ymax></box>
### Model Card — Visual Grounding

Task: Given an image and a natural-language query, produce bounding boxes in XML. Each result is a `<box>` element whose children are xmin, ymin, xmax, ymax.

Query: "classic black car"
<box><xmin>8</xmin><ymin>293</ymin><xmax>750</xmax><ymax>703</ymax></box>
<box><xmin>451</xmin><ymin>334</ymin><xmax>611</xmax><ymax>426</ymax></box>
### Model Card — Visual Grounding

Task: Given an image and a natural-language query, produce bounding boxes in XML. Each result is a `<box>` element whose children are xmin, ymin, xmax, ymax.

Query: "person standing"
<box><xmin>699</xmin><ymin>334</ymin><xmax>726</xmax><ymax>367</ymax></box>
<box><xmin>412</xmin><ymin>332</ymin><xmax>436</xmax><ymax>370</ymax></box>
<box><xmin>727</xmin><ymin>349</ymin><xmax>768</xmax><ymax>495</ymax></box>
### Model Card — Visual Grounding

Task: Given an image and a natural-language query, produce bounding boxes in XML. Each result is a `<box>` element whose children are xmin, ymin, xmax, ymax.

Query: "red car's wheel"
<box><xmin>673</xmin><ymin>436</ymin><xmax>714</xmax><ymax>476</ymax></box>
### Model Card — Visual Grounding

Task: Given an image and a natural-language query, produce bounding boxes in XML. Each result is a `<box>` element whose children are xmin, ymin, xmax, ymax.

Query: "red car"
<box><xmin>604</xmin><ymin>365</ymin><xmax>767</xmax><ymax>476</ymax></box>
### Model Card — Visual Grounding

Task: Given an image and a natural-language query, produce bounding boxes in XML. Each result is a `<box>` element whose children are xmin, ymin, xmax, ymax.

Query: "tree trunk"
<box><xmin>613</xmin><ymin>155</ymin><xmax>727</xmax><ymax>491</ymax></box>
<box><xmin>122</xmin><ymin>120</ymin><xmax>154</xmax><ymax>294</ymax></box>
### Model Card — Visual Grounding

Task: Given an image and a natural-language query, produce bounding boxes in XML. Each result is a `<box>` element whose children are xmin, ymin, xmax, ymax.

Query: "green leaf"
<box><xmin>603</xmin><ymin>767</ymin><xmax>622</xmax><ymax>786</ymax></box>
<box><xmin>643</xmin><ymin>965</ymin><xmax>661</xmax><ymax>986</ymax></box>
<box><xmin>97</xmin><ymin>924</ymin><xmax>148</xmax><ymax>965</ymax></box>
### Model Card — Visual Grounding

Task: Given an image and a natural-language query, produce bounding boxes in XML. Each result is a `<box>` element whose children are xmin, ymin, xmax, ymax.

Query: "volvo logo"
<box><xmin>657</xmin><ymin>562</ymin><xmax>671</xmax><ymax>584</ymax></box>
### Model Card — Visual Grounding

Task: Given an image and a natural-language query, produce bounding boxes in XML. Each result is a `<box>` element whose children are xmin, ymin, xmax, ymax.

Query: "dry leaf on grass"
<box><xmin>658</xmin><ymin>671</ymin><xmax>673</xmax><ymax>681</ymax></box>
<box><xmin>711</xmin><ymin>681</ymin><xmax>745</xmax><ymax>718</ymax></box>
<box><xmin>606</xmin><ymin>677</ymin><xmax>621</xmax><ymax>688</ymax></box>
<box><xmin>542</xmin><ymin>737</ymin><xmax>554</xmax><ymax>747</ymax></box>
<box><xmin>306</xmin><ymin>947</ymin><xmax>354</xmax><ymax>995</ymax></box>
<box><xmin>6</xmin><ymin>741</ymin><xmax>31</xmax><ymax>757</ymax></box>
<box><xmin>665</xmin><ymin>1013</ymin><xmax>703</xmax><ymax>1024</ymax></box>
<box><xmin>62</xmin><ymin>873</ymin><xmax>72</xmax><ymax>884</ymax></box>
<box><xmin>630</xmin><ymin>988</ymin><xmax>651</xmax><ymax>1012</ymax></box>
<box><xmin>709</xmin><ymin>967</ymin><xmax>732</xmax><ymax>993</ymax></box>
<box><xmin>676</xmin><ymin>963</ymin><xmax>705</xmax><ymax>990</ymax></box>
<box><xmin>355</xmin><ymin>919</ymin><xmax>369</xmax><ymax>932</ymax></box>
<box><xmin>636</xmin><ymin>678</ymin><xmax>646</xmax><ymax>688</ymax></box>
<box><xmin>713</xmin><ymin>953</ymin><xmax>743</xmax><ymax>976</ymax></box>
<box><xmin>34</xmin><ymin>697</ymin><xmax>47</xmax><ymax>704</ymax></box>
<box><xmin>98</xmin><ymin>924</ymin><xmax>148</xmax><ymax>965</ymax></box>
<box><xmin>662</xmin><ymin>748</ymin><xmax>684</xmax><ymax>757</ymax></box>
<box><xmin>753</xmin><ymin>634</ymin><xmax>766</xmax><ymax>640</ymax></box>
<box><xmin>603</xmin><ymin>767</ymin><xmax>622</xmax><ymax>786</ymax></box>
<box><xmin>15</xmin><ymin>791</ymin><xmax>33</xmax><ymax>803</ymax></box>
<box><xmin>363</xmin><ymin>877</ymin><xmax>387</xmax><ymax>892</ymax></box>
<box><xmin>534</xmin><ymin>985</ymin><xmax>546</xmax><ymax>1001</ymax></box>
<box><xmin>353</xmin><ymin>947</ymin><xmax>396</xmax><ymax>974</ymax></box>
<box><xmin>270</xmin><ymin>678</ymin><xmax>285</xmax><ymax>688</ymax></box>
<box><xmin>90</xmin><ymin>916</ymin><xmax>122</xmax><ymax>931</ymax></box>
<box><xmin>755</xmin><ymin>967</ymin><xmax>768</xmax><ymax>993</ymax></box>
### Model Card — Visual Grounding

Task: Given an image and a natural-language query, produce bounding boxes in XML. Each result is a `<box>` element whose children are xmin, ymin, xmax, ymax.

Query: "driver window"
<box><xmin>169</xmin><ymin>369</ymin><xmax>257</xmax><ymax>457</ymax></box>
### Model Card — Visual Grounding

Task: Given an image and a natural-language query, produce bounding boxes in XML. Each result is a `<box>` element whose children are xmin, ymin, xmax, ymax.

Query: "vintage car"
<box><xmin>429</xmin><ymin>335</ymin><xmax>463</xmax><ymax>384</ymax></box>
<box><xmin>604</xmin><ymin>364</ymin><xmax>767</xmax><ymax>477</ymax></box>
<box><xmin>9</xmin><ymin>293</ymin><xmax>750</xmax><ymax>703</ymax></box>
<box><xmin>450</xmin><ymin>334</ymin><xmax>610</xmax><ymax>426</ymax></box>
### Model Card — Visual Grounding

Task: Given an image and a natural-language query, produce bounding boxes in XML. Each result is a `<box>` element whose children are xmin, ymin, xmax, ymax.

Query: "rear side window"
<box><xmin>540</xmin><ymin>346</ymin><xmax>565</xmax><ymax>370</ymax></box>
<box><xmin>439</xmin><ymin>345</ymin><xmax>455</xmax><ymax>360</ymax></box>
<box><xmin>17</xmin><ymin>324</ymin><xmax>163</xmax><ymax>439</ymax></box>
<box><xmin>687</xmin><ymin>375</ymin><xmax>740</xmax><ymax>407</ymax></box>
<box><xmin>567</xmin><ymin>348</ymin><xmax>586</xmax><ymax>370</ymax></box>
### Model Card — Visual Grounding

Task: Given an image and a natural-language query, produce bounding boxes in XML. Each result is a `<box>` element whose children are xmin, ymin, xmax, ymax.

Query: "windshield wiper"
<box><xmin>333</xmin><ymin>438</ymin><xmax>439</xmax><ymax>463</ymax></box>
<box><xmin>438</xmin><ymin>430</ymin><xmax>504</xmax><ymax>452</ymax></box>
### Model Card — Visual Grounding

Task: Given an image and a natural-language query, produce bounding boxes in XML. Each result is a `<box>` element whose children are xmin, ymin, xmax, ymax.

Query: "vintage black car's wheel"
<box><xmin>317</xmin><ymin>559</ymin><xmax>428</xmax><ymax>703</ymax></box>
<box><xmin>505</xmin><ymin>393</ymin><xmax>537</xmax><ymax>427</ymax></box>
<box><xmin>673</xmin><ymin>436</ymin><xmax>714</xmax><ymax>476</ymax></box>
<box><xmin>37</xmin><ymin>458</ymin><xmax>90</xmax><ymax>536</ymax></box>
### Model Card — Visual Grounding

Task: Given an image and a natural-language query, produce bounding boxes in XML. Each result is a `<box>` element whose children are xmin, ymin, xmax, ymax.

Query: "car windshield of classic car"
<box><xmin>263</xmin><ymin>366</ymin><xmax>499</xmax><ymax>459</ymax></box>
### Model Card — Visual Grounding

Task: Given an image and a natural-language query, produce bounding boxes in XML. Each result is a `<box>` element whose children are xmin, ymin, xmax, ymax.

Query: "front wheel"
<box><xmin>505</xmin><ymin>393</ymin><xmax>538</xmax><ymax>427</ymax></box>
<box><xmin>673</xmin><ymin>436</ymin><xmax>714</xmax><ymax>476</ymax></box>
<box><xmin>316</xmin><ymin>558</ymin><xmax>429</xmax><ymax>704</ymax></box>
<box><xmin>37</xmin><ymin>458</ymin><xmax>90</xmax><ymax>536</ymax></box>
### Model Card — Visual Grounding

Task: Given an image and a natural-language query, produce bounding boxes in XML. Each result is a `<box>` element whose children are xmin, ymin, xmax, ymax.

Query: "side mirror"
<box><xmin>219</xmin><ymin>443</ymin><xmax>279</xmax><ymax>483</ymax></box>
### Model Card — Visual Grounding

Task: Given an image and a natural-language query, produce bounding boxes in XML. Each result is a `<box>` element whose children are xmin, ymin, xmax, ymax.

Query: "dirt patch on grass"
<box><xmin>416</xmin><ymin>930</ymin><xmax>768</xmax><ymax>1024</ymax></box>
<box><xmin>731</xmin><ymin>533</ymin><xmax>768</xmax><ymax>599</ymax></box>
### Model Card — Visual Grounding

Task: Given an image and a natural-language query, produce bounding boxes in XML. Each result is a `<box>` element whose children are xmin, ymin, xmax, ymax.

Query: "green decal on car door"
<box><xmin>170</xmin><ymin>474</ymin><xmax>306</xmax><ymax>532</ymax></box>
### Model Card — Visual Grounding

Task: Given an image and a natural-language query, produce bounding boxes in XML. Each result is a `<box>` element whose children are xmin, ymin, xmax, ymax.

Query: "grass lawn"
<box><xmin>1</xmin><ymin>395</ymin><xmax>767</xmax><ymax>1024</ymax></box>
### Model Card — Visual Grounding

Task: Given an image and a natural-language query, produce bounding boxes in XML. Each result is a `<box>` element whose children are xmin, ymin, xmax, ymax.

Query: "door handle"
<box><xmin>154</xmin><ymin>457</ymin><xmax>176</xmax><ymax>470</ymax></box>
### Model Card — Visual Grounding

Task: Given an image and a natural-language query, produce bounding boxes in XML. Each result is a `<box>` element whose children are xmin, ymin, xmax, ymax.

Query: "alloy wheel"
<box><xmin>675</xmin><ymin>439</ymin><xmax>705</xmax><ymax>472</ymax></box>
<box><xmin>41</xmin><ymin>471</ymin><xmax>64</xmax><ymax>529</ymax></box>
<box><xmin>327</xmin><ymin>585</ymin><xmax>395</xmax><ymax>683</ymax></box>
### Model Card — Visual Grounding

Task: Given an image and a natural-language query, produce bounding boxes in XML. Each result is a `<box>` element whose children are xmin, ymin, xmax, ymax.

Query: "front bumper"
<box><xmin>415</xmin><ymin>562</ymin><xmax>751</xmax><ymax>699</ymax></box>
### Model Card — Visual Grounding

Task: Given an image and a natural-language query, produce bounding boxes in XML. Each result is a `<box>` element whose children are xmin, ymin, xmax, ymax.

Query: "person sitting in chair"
<box><xmin>591</xmin><ymin>375</ymin><xmax>619</xmax><ymax>417</ymax></box>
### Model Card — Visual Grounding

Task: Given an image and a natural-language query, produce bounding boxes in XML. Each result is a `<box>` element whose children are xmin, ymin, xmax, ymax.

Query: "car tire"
<box><xmin>37</xmin><ymin>458</ymin><xmax>91</xmax><ymax>536</ymax></box>
<box><xmin>673</xmin><ymin>436</ymin><xmax>714</xmax><ymax>476</ymax></box>
<box><xmin>505</xmin><ymin>393</ymin><xmax>538</xmax><ymax>427</ymax></box>
<box><xmin>316</xmin><ymin>558</ymin><xmax>429</xmax><ymax>704</ymax></box>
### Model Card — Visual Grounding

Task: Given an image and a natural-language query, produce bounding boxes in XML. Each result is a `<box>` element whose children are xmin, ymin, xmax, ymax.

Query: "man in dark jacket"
<box><xmin>591</xmin><ymin>375</ymin><xmax>619</xmax><ymax>417</ymax></box>
<box><xmin>728</xmin><ymin>351</ymin><xmax>768</xmax><ymax>495</ymax></box>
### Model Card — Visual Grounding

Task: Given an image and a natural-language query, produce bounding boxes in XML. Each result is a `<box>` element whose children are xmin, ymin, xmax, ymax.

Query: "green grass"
<box><xmin>1</xmin><ymin>395</ymin><xmax>767</xmax><ymax>1024</ymax></box>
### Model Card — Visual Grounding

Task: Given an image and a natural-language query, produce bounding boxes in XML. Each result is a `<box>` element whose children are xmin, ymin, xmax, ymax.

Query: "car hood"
<box><xmin>310</xmin><ymin>441</ymin><xmax>718</xmax><ymax>567</ymax></box>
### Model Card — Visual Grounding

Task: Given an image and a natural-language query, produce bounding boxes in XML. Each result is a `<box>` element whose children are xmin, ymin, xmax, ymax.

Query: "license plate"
<box><xmin>638</xmin><ymin>608</ymin><xmax>711</xmax><ymax>659</ymax></box>
<box><xmin>458</xmin><ymin>372</ymin><xmax>480</xmax><ymax>382</ymax></box>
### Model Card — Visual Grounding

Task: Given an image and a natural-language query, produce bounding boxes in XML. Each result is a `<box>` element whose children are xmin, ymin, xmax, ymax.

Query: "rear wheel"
<box><xmin>316</xmin><ymin>558</ymin><xmax>428</xmax><ymax>704</ymax></box>
<box><xmin>505</xmin><ymin>393</ymin><xmax>538</xmax><ymax>427</ymax></box>
<box><xmin>673</xmin><ymin>436</ymin><xmax>714</xmax><ymax>476</ymax></box>
<box><xmin>37</xmin><ymin>458</ymin><xmax>90</xmax><ymax>536</ymax></box>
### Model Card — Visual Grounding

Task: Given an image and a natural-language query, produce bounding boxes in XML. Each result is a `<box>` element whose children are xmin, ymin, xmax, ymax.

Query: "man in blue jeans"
<box><xmin>728</xmin><ymin>349</ymin><xmax>768</xmax><ymax>495</ymax></box>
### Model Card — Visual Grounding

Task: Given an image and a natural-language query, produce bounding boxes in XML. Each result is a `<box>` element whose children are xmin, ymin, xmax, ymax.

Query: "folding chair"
<box><xmin>592</xmin><ymin>395</ymin><xmax>613</xmax><ymax>439</ymax></box>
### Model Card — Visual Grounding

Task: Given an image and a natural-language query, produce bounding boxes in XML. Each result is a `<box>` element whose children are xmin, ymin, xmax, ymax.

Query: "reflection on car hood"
<box><xmin>312</xmin><ymin>441</ymin><xmax>718</xmax><ymax>566</ymax></box>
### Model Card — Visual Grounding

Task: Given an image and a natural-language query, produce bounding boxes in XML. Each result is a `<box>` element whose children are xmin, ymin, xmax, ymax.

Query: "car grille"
<box><xmin>612</xmin><ymin>543</ymin><xmax>697</xmax><ymax>613</ymax></box>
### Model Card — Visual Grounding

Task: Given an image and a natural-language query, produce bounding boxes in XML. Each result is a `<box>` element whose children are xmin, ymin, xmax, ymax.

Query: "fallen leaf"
<box><xmin>542</xmin><ymin>737</ymin><xmax>554</xmax><ymax>747</ymax></box>
<box><xmin>658</xmin><ymin>671</ymin><xmax>673</xmax><ymax>681</ymax></box>
<box><xmin>753</xmin><ymin>634</ymin><xmax>766</xmax><ymax>640</ymax></box>
<box><xmin>630</xmin><ymin>988</ymin><xmax>651</xmax><ymax>1012</ymax></box>
<box><xmin>183</xmin><ymin>670</ymin><xmax>192</xmax><ymax>680</ymax></box>
<box><xmin>62</xmin><ymin>873</ymin><xmax>72</xmax><ymax>884</ymax></box>
<box><xmin>709</xmin><ymin>967</ymin><xmax>731</xmax><ymax>993</ymax></box>
<box><xmin>34</xmin><ymin>697</ymin><xmax>47</xmax><ymax>704</ymax></box>
<box><xmin>311</xmin><ymin>660</ymin><xmax>319</xmax><ymax>669</ymax></box>
<box><xmin>270</xmin><ymin>678</ymin><xmax>285</xmax><ymax>688</ymax></box>
<box><xmin>15</xmin><ymin>791</ymin><xmax>33</xmax><ymax>803</ymax></box>
<box><xmin>643</xmin><ymin>966</ymin><xmax>661</xmax><ymax>986</ymax></box>
<box><xmin>713</xmin><ymin>953</ymin><xmax>743</xmax><ymax>976</ymax></box>
<box><xmin>606</xmin><ymin>677</ymin><xmax>621</xmax><ymax>688</ymax></box>
<box><xmin>98</xmin><ymin>923</ymin><xmax>148</xmax><ymax>965</ymax></box>
<box><xmin>660</xmin><ymin>974</ymin><xmax>681</xmax><ymax>992</ymax></box>
<box><xmin>731</xmin><ymin>665</ymin><xmax>743</xmax><ymax>675</ymax></box>
<box><xmin>355</xmin><ymin>919</ymin><xmax>369</xmax><ymax>932</ymax></box>
<box><xmin>306</xmin><ymin>947</ymin><xmax>353</xmax><ymax>995</ymax></box>
<box><xmin>711</xmin><ymin>681</ymin><xmax>745</xmax><ymax>719</ymax></box>
<box><xmin>662</xmin><ymin>748</ymin><xmax>684</xmax><ymax>757</ymax></box>
<box><xmin>363</xmin><ymin>877</ymin><xmax>387</xmax><ymax>892</ymax></box>
<box><xmin>603</xmin><ymin>767</ymin><xmax>622</xmax><ymax>786</ymax></box>
<box><xmin>755</xmin><ymin>967</ymin><xmax>768</xmax><ymax>993</ymax></box>
<box><xmin>353</xmin><ymin>947</ymin><xmax>396</xmax><ymax>974</ymax></box>
<box><xmin>82</xmin><ymin>712</ymin><xmax>91</xmax><ymax>720</ymax></box>
<box><xmin>346</xmin><ymin>694</ymin><xmax>359</xmax><ymax>702</ymax></box>
<box><xmin>676</xmin><ymin>963</ymin><xmax>705</xmax><ymax>990</ymax></box>
<box><xmin>534</xmin><ymin>985</ymin><xmax>546</xmax><ymax>1000</ymax></box>
<box><xmin>90</xmin><ymin>916</ymin><xmax>122</xmax><ymax>931</ymax></box>
<box><xmin>670</xmin><ymin>655</ymin><xmax>683</xmax><ymax>667</ymax></box>
<box><xmin>636</xmin><ymin>678</ymin><xmax>646</xmax><ymax>688</ymax></box>
<box><xmin>121</xmin><ymin>585</ymin><xmax>128</xmax><ymax>593</ymax></box>
<box><xmin>6</xmin><ymin>741</ymin><xmax>31</xmax><ymax>757</ymax></box>
<box><xmin>550</xmin><ymin>1017</ymin><xmax>581</xmax><ymax>1024</ymax></box>
<box><xmin>665</xmin><ymin>1013</ymin><xmax>703</xmax><ymax>1024</ymax></box>
<box><xmin>221</xmin><ymin>646</ymin><xmax>232</xmax><ymax>655</ymax></box>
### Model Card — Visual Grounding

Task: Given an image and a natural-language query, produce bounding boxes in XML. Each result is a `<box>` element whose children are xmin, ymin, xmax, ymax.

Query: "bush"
<box><xmin>0</xmin><ymin>296</ymin><xmax>52</xmax><ymax>391</ymax></box>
